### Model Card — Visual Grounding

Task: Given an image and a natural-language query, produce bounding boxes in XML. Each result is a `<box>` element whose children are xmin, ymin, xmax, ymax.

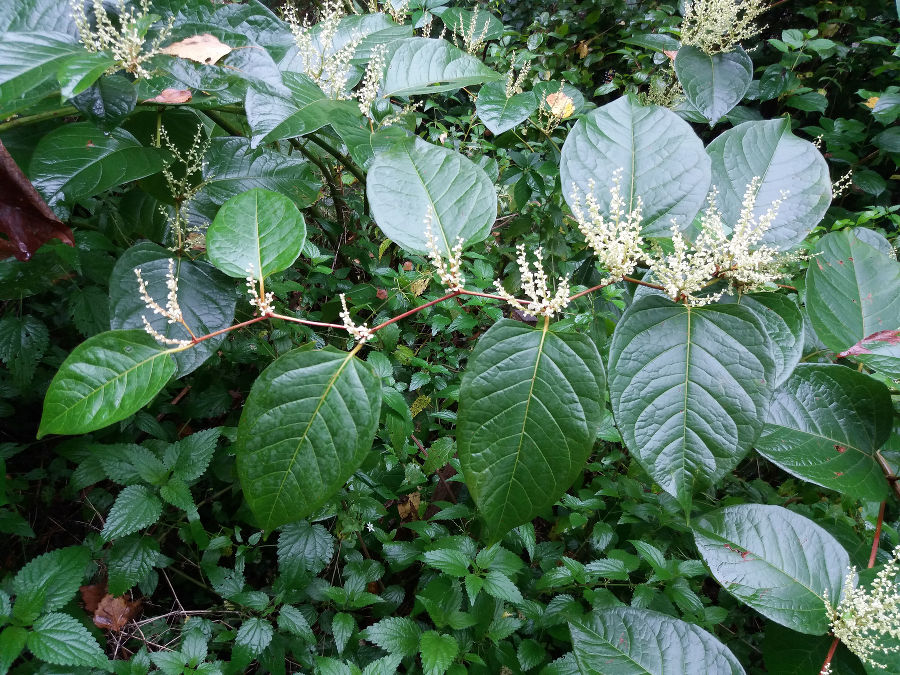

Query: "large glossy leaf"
<box><xmin>475</xmin><ymin>81</ymin><xmax>538</xmax><ymax>135</ymax></box>
<box><xmin>245</xmin><ymin>72</ymin><xmax>357</xmax><ymax>148</ymax></box>
<box><xmin>805</xmin><ymin>230</ymin><xmax>900</xmax><ymax>354</ymax></box>
<box><xmin>674</xmin><ymin>46</ymin><xmax>753</xmax><ymax>125</ymax></box>
<box><xmin>109</xmin><ymin>242</ymin><xmax>236</xmax><ymax>377</ymax></box>
<box><xmin>458</xmin><ymin>320</ymin><xmax>606</xmax><ymax>539</ymax></box>
<box><xmin>29</xmin><ymin>123</ymin><xmax>167</xmax><ymax>219</ymax></box>
<box><xmin>206</xmin><ymin>188</ymin><xmax>307</xmax><ymax>279</ymax></box>
<box><xmin>570</xmin><ymin>607</ymin><xmax>745</xmax><ymax>674</ymax></box>
<box><xmin>755</xmin><ymin>364</ymin><xmax>892</xmax><ymax>501</ymax></box>
<box><xmin>560</xmin><ymin>95</ymin><xmax>711</xmax><ymax>237</ymax></box>
<box><xmin>0</xmin><ymin>32</ymin><xmax>81</xmax><ymax>101</ymax></box>
<box><xmin>236</xmin><ymin>347</ymin><xmax>382</xmax><ymax>530</ymax></box>
<box><xmin>608</xmin><ymin>295</ymin><xmax>775</xmax><ymax>511</ymax></box>
<box><xmin>693</xmin><ymin>504</ymin><xmax>849</xmax><ymax>634</ymax></box>
<box><xmin>366</xmin><ymin>136</ymin><xmax>497</xmax><ymax>255</ymax></box>
<box><xmin>70</xmin><ymin>74</ymin><xmax>137</xmax><ymax>131</ymax></box>
<box><xmin>1</xmin><ymin>0</ymin><xmax>79</xmax><ymax>34</ymax></box>
<box><xmin>706</xmin><ymin>119</ymin><xmax>830</xmax><ymax>250</ymax></box>
<box><xmin>57</xmin><ymin>50</ymin><xmax>116</xmax><ymax>99</ymax></box>
<box><xmin>739</xmin><ymin>293</ymin><xmax>803</xmax><ymax>387</ymax></box>
<box><xmin>197</xmin><ymin>137</ymin><xmax>320</xmax><ymax>210</ymax></box>
<box><xmin>38</xmin><ymin>330</ymin><xmax>176</xmax><ymax>437</ymax></box>
<box><xmin>381</xmin><ymin>38</ymin><xmax>501</xmax><ymax>98</ymax></box>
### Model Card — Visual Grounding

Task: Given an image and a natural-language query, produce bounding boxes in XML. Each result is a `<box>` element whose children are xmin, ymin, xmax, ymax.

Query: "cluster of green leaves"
<box><xmin>1</xmin><ymin>0</ymin><xmax>899</xmax><ymax>673</ymax></box>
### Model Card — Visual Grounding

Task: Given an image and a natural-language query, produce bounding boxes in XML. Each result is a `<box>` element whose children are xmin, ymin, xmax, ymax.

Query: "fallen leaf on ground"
<box><xmin>93</xmin><ymin>594</ymin><xmax>142</xmax><ymax>631</ymax></box>
<box><xmin>79</xmin><ymin>583</ymin><xmax>107</xmax><ymax>613</ymax></box>
<box><xmin>398</xmin><ymin>491</ymin><xmax>421</xmax><ymax>521</ymax></box>
<box><xmin>160</xmin><ymin>34</ymin><xmax>232</xmax><ymax>65</ymax></box>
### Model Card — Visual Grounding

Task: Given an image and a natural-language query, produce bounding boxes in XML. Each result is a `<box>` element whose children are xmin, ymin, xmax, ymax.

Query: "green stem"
<box><xmin>308</xmin><ymin>132</ymin><xmax>366</xmax><ymax>186</ymax></box>
<box><xmin>0</xmin><ymin>106</ymin><xmax>78</xmax><ymax>133</ymax></box>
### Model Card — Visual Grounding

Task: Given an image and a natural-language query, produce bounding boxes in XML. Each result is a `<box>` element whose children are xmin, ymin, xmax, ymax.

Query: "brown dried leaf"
<box><xmin>663</xmin><ymin>49</ymin><xmax>678</xmax><ymax>61</ymax></box>
<box><xmin>397</xmin><ymin>491</ymin><xmax>421</xmax><ymax>521</ymax></box>
<box><xmin>160</xmin><ymin>34</ymin><xmax>232</xmax><ymax>65</ymax></box>
<box><xmin>144</xmin><ymin>88</ymin><xmax>193</xmax><ymax>104</ymax></box>
<box><xmin>93</xmin><ymin>594</ymin><xmax>142</xmax><ymax>632</ymax></box>
<box><xmin>0</xmin><ymin>140</ymin><xmax>74</xmax><ymax>261</ymax></box>
<box><xmin>79</xmin><ymin>583</ymin><xmax>107</xmax><ymax>613</ymax></box>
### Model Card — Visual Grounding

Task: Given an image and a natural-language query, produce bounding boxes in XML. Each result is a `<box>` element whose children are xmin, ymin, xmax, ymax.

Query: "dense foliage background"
<box><xmin>1</xmin><ymin>0</ymin><xmax>899</xmax><ymax>673</ymax></box>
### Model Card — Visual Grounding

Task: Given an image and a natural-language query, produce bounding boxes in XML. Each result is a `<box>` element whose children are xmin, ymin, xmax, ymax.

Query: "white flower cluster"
<box><xmin>453</xmin><ymin>5</ymin><xmax>490</xmax><ymax>55</ymax></box>
<box><xmin>504</xmin><ymin>53</ymin><xmax>531</xmax><ymax>99</ymax></box>
<box><xmin>285</xmin><ymin>0</ymin><xmax>362</xmax><ymax>100</ymax></box>
<box><xmin>70</xmin><ymin>0</ymin><xmax>173</xmax><ymax>78</ymax></box>
<box><xmin>357</xmin><ymin>44</ymin><xmax>387</xmax><ymax>117</ymax></box>
<box><xmin>339</xmin><ymin>294</ymin><xmax>374</xmax><ymax>343</ymax></box>
<box><xmin>680</xmin><ymin>0</ymin><xmax>768</xmax><ymax>55</ymax></box>
<box><xmin>833</xmin><ymin>170</ymin><xmax>853</xmax><ymax>199</ymax></box>
<box><xmin>825</xmin><ymin>546</ymin><xmax>900</xmax><ymax>670</ymax></box>
<box><xmin>569</xmin><ymin>169</ymin><xmax>644</xmax><ymax>281</ymax></box>
<box><xmin>649</xmin><ymin>225</ymin><xmax>721</xmax><ymax>306</ymax></box>
<box><xmin>244</xmin><ymin>264</ymin><xmax>275</xmax><ymax>316</ymax></box>
<box><xmin>134</xmin><ymin>261</ymin><xmax>192</xmax><ymax>347</ymax></box>
<box><xmin>424</xmin><ymin>208</ymin><xmax>465</xmax><ymax>292</ymax></box>
<box><xmin>156</xmin><ymin>125</ymin><xmax>210</xmax><ymax>250</ymax></box>
<box><xmin>495</xmin><ymin>245</ymin><xmax>571</xmax><ymax>318</ymax></box>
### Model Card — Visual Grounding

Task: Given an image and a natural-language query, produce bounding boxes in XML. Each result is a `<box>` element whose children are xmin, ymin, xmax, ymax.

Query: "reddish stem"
<box><xmin>370</xmin><ymin>291</ymin><xmax>461</xmax><ymax>332</ymax></box>
<box><xmin>869</xmin><ymin>501</ymin><xmax>886</xmax><ymax>569</ymax></box>
<box><xmin>820</xmin><ymin>637</ymin><xmax>840</xmax><ymax>673</ymax></box>
<box><xmin>459</xmin><ymin>289</ymin><xmax>510</xmax><ymax>301</ymax></box>
<box><xmin>268</xmin><ymin>313</ymin><xmax>345</xmax><ymax>330</ymax></box>
<box><xmin>189</xmin><ymin>315</ymin><xmax>268</xmax><ymax>344</ymax></box>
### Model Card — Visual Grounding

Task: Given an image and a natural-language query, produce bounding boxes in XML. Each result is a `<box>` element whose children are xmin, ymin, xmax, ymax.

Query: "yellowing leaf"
<box><xmin>866</xmin><ymin>96</ymin><xmax>879</xmax><ymax>109</ymax></box>
<box><xmin>160</xmin><ymin>34</ymin><xmax>231</xmax><ymax>65</ymax></box>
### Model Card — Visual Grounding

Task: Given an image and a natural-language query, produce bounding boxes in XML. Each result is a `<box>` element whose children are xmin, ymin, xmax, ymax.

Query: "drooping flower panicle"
<box><xmin>339</xmin><ymin>294</ymin><xmax>374</xmax><ymax>343</ymax></box>
<box><xmin>134</xmin><ymin>261</ymin><xmax>192</xmax><ymax>347</ymax></box>
<box><xmin>680</xmin><ymin>0</ymin><xmax>768</xmax><ymax>55</ymax></box>
<box><xmin>424</xmin><ymin>207</ymin><xmax>466</xmax><ymax>292</ymax></box>
<box><xmin>494</xmin><ymin>245</ymin><xmax>571</xmax><ymax>318</ymax></box>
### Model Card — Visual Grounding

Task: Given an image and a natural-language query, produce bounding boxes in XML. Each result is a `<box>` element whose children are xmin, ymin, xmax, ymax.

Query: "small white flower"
<box><xmin>680</xmin><ymin>0</ymin><xmax>768</xmax><ymax>55</ymax></box>
<box><xmin>424</xmin><ymin>207</ymin><xmax>465</xmax><ymax>292</ymax></box>
<box><xmin>366</xmin><ymin>522</ymin><xmax>375</xmax><ymax>532</ymax></box>
<box><xmin>244</xmin><ymin>264</ymin><xmax>275</xmax><ymax>316</ymax></box>
<box><xmin>134</xmin><ymin>261</ymin><xmax>192</xmax><ymax>347</ymax></box>
<box><xmin>494</xmin><ymin>244</ymin><xmax>571</xmax><ymax>318</ymax></box>
<box><xmin>339</xmin><ymin>294</ymin><xmax>373</xmax><ymax>343</ymax></box>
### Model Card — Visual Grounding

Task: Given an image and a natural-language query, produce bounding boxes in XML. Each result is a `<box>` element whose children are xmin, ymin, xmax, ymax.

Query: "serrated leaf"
<box><xmin>517</xmin><ymin>638</ymin><xmax>546</xmax><ymax>671</ymax></box>
<box><xmin>332</xmin><ymin>612</ymin><xmax>355</xmax><ymax>655</ymax></box>
<box><xmin>206</xmin><ymin>188</ymin><xmax>307</xmax><ymax>280</ymax></box>
<box><xmin>278</xmin><ymin>605</ymin><xmax>315</xmax><ymax>643</ymax></box>
<box><xmin>381</xmin><ymin>38</ymin><xmax>501</xmax><ymax>98</ymax></box>
<box><xmin>419</xmin><ymin>631</ymin><xmax>458</xmax><ymax>675</ymax></box>
<box><xmin>363</xmin><ymin>616</ymin><xmax>421</xmax><ymax>656</ymax></box>
<box><xmin>160</xmin><ymin>477</ymin><xmax>195</xmax><ymax>511</ymax></box>
<box><xmin>236</xmin><ymin>348</ymin><xmax>382</xmax><ymax>530</ymax></box>
<box><xmin>12</xmin><ymin>545</ymin><xmax>89</xmax><ymax>615</ymax></box>
<box><xmin>235</xmin><ymin>617</ymin><xmax>273</xmax><ymax>658</ymax></box>
<box><xmin>107</xmin><ymin>535</ymin><xmax>160</xmax><ymax>596</ymax></box>
<box><xmin>109</xmin><ymin>243</ymin><xmax>236</xmax><ymax>377</ymax></box>
<box><xmin>165</xmin><ymin>427</ymin><xmax>222</xmax><ymax>483</ymax></box>
<box><xmin>421</xmin><ymin>549</ymin><xmax>470</xmax><ymax>576</ymax></box>
<box><xmin>458</xmin><ymin>320</ymin><xmax>606</xmax><ymax>538</ymax></box>
<box><xmin>674</xmin><ymin>46</ymin><xmax>753</xmax><ymax>125</ymax></box>
<box><xmin>0</xmin><ymin>315</ymin><xmax>48</xmax><ymax>387</ymax></box>
<box><xmin>693</xmin><ymin>504</ymin><xmax>849</xmax><ymax>634</ymax></box>
<box><xmin>481</xmin><ymin>570</ymin><xmax>523</xmax><ymax>605</ymax></box>
<box><xmin>101</xmin><ymin>485</ymin><xmax>163</xmax><ymax>541</ymax></box>
<box><xmin>805</xmin><ymin>230</ymin><xmax>900</xmax><ymax>354</ymax></box>
<box><xmin>0</xmin><ymin>626</ymin><xmax>27</xmax><ymax>673</ymax></box>
<box><xmin>366</xmin><ymin>136</ymin><xmax>497</xmax><ymax>256</ymax></box>
<box><xmin>278</xmin><ymin>521</ymin><xmax>335</xmax><ymax>576</ymax></box>
<box><xmin>706</xmin><ymin>118</ymin><xmax>830</xmax><ymax>250</ymax></box>
<box><xmin>561</xmin><ymin>95</ymin><xmax>711</xmax><ymax>237</ymax></box>
<box><xmin>362</xmin><ymin>654</ymin><xmax>404</xmax><ymax>675</ymax></box>
<box><xmin>38</xmin><ymin>330</ymin><xmax>177</xmax><ymax>437</ymax></box>
<box><xmin>570</xmin><ymin>607</ymin><xmax>745</xmax><ymax>674</ymax></box>
<box><xmin>27</xmin><ymin>612</ymin><xmax>107</xmax><ymax>668</ymax></box>
<box><xmin>475</xmin><ymin>81</ymin><xmax>538</xmax><ymax>135</ymax></box>
<box><xmin>0</xmin><ymin>32</ymin><xmax>81</xmax><ymax>101</ymax></box>
<box><xmin>608</xmin><ymin>296</ymin><xmax>775</xmax><ymax>511</ymax></box>
<box><xmin>29</xmin><ymin>123</ymin><xmax>167</xmax><ymax>219</ymax></box>
<box><xmin>755</xmin><ymin>364</ymin><xmax>891</xmax><ymax>501</ymax></box>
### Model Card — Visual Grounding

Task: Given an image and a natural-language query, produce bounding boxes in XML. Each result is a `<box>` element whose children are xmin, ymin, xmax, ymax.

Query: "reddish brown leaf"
<box><xmin>0</xmin><ymin>140</ymin><xmax>74</xmax><ymax>261</ymax></box>
<box><xmin>397</xmin><ymin>491</ymin><xmax>421</xmax><ymax>521</ymax></box>
<box><xmin>79</xmin><ymin>583</ymin><xmax>107</xmax><ymax>613</ymax></box>
<box><xmin>93</xmin><ymin>594</ymin><xmax>142</xmax><ymax>631</ymax></box>
<box><xmin>143</xmin><ymin>88</ymin><xmax>193</xmax><ymax>104</ymax></box>
<box><xmin>837</xmin><ymin>330</ymin><xmax>900</xmax><ymax>358</ymax></box>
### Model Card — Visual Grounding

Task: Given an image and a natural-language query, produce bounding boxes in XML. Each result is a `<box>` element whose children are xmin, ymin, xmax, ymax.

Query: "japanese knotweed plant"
<box><xmin>3</xmin><ymin>0</ymin><xmax>899</xmax><ymax>671</ymax></box>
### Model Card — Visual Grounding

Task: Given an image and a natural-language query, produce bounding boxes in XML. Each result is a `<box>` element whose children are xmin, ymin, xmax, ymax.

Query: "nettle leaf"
<box><xmin>0</xmin><ymin>32</ymin><xmax>81</xmax><ymax>101</ymax></box>
<box><xmin>235</xmin><ymin>618</ymin><xmax>273</xmax><ymax>658</ymax></box>
<box><xmin>693</xmin><ymin>504</ymin><xmax>850</xmax><ymax>634</ymax></box>
<box><xmin>27</xmin><ymin>612</ymin><xmax>108</xmax><ymax>668</ymax></box>
<box><xmin>755</xmin><ymin>364</ymin><xmax>892</xmax><ymax>501</ymax></box>
<box><xmin>561</xmin><ymin>95</ymin><xmax>710</xmax><ymax>237</ymax></box>
<box><xmin>12</xmin><ymin>546</ymin><xmax>89</xmax><ymax>615</ymax></box>
<box><xmin>236</xmin><ymin>348</ymin><xmax>382</xmax><ymax>531</ymax></box>
<box><xmin>805</xmin><ymin>230</ymin><xmax>900</xmax><ymax>354</ymax></box>
<box><xmin>206</xmin><ymin>187</ymin><xmax>307</xmax><ymax>280</ymax></box>
<box><xmin>363</xmin><ymin>617</ymin><xmax>421</xmax><ymax>656</ymax></box>
<box><xmin>245</xmin><ymin>72</ymin><xmax>357</xmax><ymax>148</ymax></box>
<box><xmin>674</xmin><ymin>46</ymin><xmax>753</xmax><ymax>125</ymax></box>
<box><xmin>475</xmin><ymin>81</ymin><xmax>538</xmax><ymax>135</ymax></box>
<box><xmin>367</xmin><ymin>135</ymin><xmax>497</xmax><ymax>256</ymax></box>
<box><xmin>109</xmin><ymin>242</ymin><xmax>236</xmax><ymax>377</ymax></box>
<box><xmin>38</xmin><ymin>330</ymin><xmax>177</xmax><ymax>438</ymax></box>
<box><xmin>197</xmin><ymin>137</ymin><xmax>320</xmax><ymax>210</ymax></box>
<box><xmin>458</xmin><ymin>320</ymin><xmax>606</xmax><ymax>539</ymax></box>
<box><xmin>608</xmin><ymin>296</ymin><xmax>775</xmax><ymax>511</ymax></box>
<box><xmin>29</xmin><ymin>123</ymin><xmax>167</xmax><ymax>219</ymax></box>
<box><xmin>738</xmin><ymin>293</ymin><xmax>803</xmax><ymax>388</ymax></box>
<box><xmin>706</xmin><ymin>118</ymin><xmax>830</xmax><ymax>250</ymax></box>
<box><xmin>419</xmin><ymin>631</ymin><xmax>459</xmax><ymax>675</ymax></box>
<box><xmin>381</xmin><ymin>37</ymin><xmax>501</xmax><ymax>98</ymax></box>
<box><xmin>107</xmin><ymin>535</ymin><xmax>160</xmax><ymax>596</ymax></box>
<box><xmin>0</xmin><ymin>626</ymin><xmax>28</xmax><ymax>673</ymax></box>
<box><xmin>0</xmin><ymin>314</ymin><xmax>49</xmax><ymax>387</ymax></box>
<box><xmin>570</xmin><ymin>607</ymin><xmax>745</xmax><ymax>674</ymax></box>
<box><xmin>101</xmin><ymin>484</ymin><xmax>163</xmax><ymax>541</ymax></box>
<box><xmin>332</xmin><ymin>612</ymin><xmax>355</xmax><ymax>655</ymax></box>
<box><xmin>278</xmin><ymin>520</ymin><xmax>335</xmax><ymax>576</ymax></box>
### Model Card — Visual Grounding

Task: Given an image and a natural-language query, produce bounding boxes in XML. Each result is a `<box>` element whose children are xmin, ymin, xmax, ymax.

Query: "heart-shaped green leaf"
<box><xmin>755</xmin><ymin>364</ymin><xmax>892</xmax><ymax>501</ymax></box>
<box><xmin>674</xmin><ymin>46</ymin><xmax>753</xmax><ymax>125</ymax></box>
<box><xmin>694</xmin><ymin>504</ymin><xmax>849</xmax><ymax>635</ymax></box>
<box><xmin>475</xmin><ymin>81</ymin><xmax>538</xmax><ymax>135</ymax></box>
<box><xmin>236</xmin><ymin>348</ymin><xmax>382</xmax><ymax>530</ymax></box>
<box><xmin>458</xmin><ymin>319</ymin><xmax>606</xmax><ymax>539</ymax></box>
<box><xmin>608</xmin><ymin>296</ymin><xmax>775</xmax><ymax>511</ymax></box>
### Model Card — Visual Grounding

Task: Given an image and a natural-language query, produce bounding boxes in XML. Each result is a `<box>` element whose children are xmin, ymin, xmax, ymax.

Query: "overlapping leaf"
<box><xmin>380</xmin><ymin>37</ymin><xmax>501</xmax><ymax>98</ymax></box>
<box><xmin>674</xmin><ymin>46</ymin><xmax>753</xmax><ymax>125</ymax></box>
<box><xmin>560</xmin><ymin>95</ymin><xmax>711</xmax><ymax>237</ymax></box>
<box><xmin>608</xmin><ymin>296</ymin><xmax>776</xmax><ymax>511</ymax></box>
<box><xmin>458</xmin><ymin>320</ymin><xmax>606</xmax><ymax>539</ymax></box>
<box><xmin>0</xmin><ymin>32</ymin><xmax>81</xmax><ymax>101</ymax></box>
<box><xmin>694</xmin><ymin>504</ymin><xmax>849</xmax><ymax>634</ymax></box>
<box><xmin>739</xmin><ymin>293</ymin><xmax>803</xmax><ymax>387</ymax></box>
<box><xmin>475</xmin><ymin>81</ymin><xmax>538</xmax><ymax>135</ymax></box>
<box><xmin>236</xmin><ymin>348</ymin><xmax>381</xmax><ymax>530</ymax></box>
